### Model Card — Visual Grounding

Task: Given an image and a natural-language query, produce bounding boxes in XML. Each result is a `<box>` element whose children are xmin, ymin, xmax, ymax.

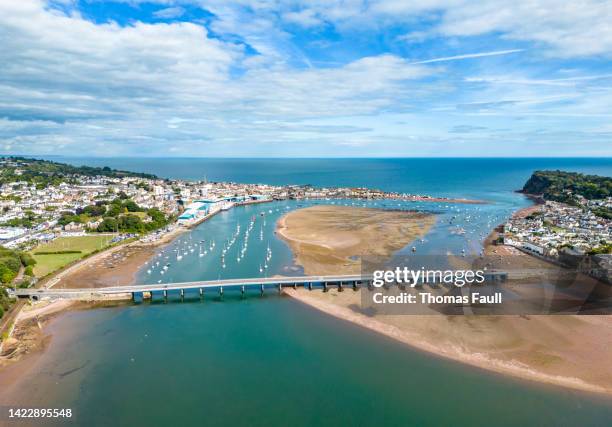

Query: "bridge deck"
<box><xmin>13</xmin><ymin>275</ymin><xmax>367</xmax><ymax>298</ymax></box>
<box><xmin>12</xmin><ymin>272</ymin><xmax>508</xmax><ymax>300</ymax></box>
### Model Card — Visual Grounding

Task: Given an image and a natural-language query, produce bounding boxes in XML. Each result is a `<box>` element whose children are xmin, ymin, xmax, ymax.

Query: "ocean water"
<box><xmin>44</xmin><ymin>157</ymin><xmax>612</xmax><ymax>199</ymax></box>
<box><xmin>5</xmin><ymin>158</ymin><xmax>612</xmax><ymax>426</ymax></box>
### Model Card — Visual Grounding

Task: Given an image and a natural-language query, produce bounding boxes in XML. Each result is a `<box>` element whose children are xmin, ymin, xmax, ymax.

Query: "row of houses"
<box><xmin>503</xmin><ymin>200</ymin><xmax>611</xmax><ymax>257</ymax></box>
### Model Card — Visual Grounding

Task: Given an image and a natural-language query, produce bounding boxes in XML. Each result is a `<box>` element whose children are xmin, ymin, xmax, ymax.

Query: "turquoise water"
<box><xmin>6</xmin><ymin>158</ymin><xmax>612</xmax><ymax>426</ymax></box>
<box><xmin>15</xmin><ymin>299</ymin><xmax>612</xmax><ymax>426</ymax></box>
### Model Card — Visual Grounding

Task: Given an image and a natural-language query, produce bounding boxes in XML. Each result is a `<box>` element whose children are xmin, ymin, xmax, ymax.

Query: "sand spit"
<box><xmin>278</xmin><ymin>205</ymin><xmax>612</xmax><ymax>396</ymax></box>
<box><xmin>277</xmin><ymin>205</ymin><xmax>436</xmax><ymax>275</ymax></box>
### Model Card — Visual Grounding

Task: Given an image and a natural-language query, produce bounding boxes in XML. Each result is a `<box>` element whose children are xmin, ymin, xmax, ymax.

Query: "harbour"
<box><xmin>2</xmin><ymin>158</ymin><xmax>612</xmax><ymax>426</ymax></box>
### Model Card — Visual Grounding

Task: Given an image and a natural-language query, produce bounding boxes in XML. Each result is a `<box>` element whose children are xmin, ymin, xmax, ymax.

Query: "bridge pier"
<box><xmin>241</xmin><ymin>285</ymin><xmax>245</xmax><ymax>296</ymax></box>
<box><xmin>260</xmin><ymin>284</ymin><xmax>264</xmax><ymax>295</ymax></box>
<box><xmin>278</xmin><ymin>284</ymin><xmax>282</xmax><ymax>294</ymax></box>
<box><xmin>131</xmin><ymin>292</ymin><xmax>136</xmax><ymax>302</ymax></box>
<box><xmin>308</xmin><ymin>282</ymin><xmax>312</xmax><ymax>291</ymax></box>
<box><xmin>163</xmin><ymin>290</ymin><xmax>168</xmax><ymax>301</ymax></box>
<box><xmin>199</xmin><ymin>288</ymin><xmax>204</xmax><ymax>298</ymax></box>
<box><xmin>219</xmin><ymin>286</ymin><xmax>224</xmax><ymax>298</ymax></box>
<box><xmin>323</xmin><ymin>282</ymin><xmax>328</xmax><ymax>292</ymax></box>
<box><xmin>352</xmin><ymin>281</ymin><xmax>358</xmax><ymax>291</ymax></box>
<box><xmin>338</xmin><ymin>281</ymin><xmax>344</xmax><ymax>292</ymax></box>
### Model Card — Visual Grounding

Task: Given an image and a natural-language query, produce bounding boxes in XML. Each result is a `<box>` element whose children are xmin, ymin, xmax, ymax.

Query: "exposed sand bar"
<box><xmin>277</xmin><ymin>205</ymin><xmax>436</xmax><ymax>275</ymax></box>
<box><xmin>278</xmin><ymin>205</ymin><xmax>612</xmax><ymax>395</ymax></box>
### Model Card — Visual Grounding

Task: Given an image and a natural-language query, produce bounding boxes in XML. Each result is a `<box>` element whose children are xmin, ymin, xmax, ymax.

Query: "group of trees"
<box><xmin>0</xmin><ymin>247</ymin><xmax>36</xmax><ymax>319</ymax></box>
<box><xmin>522</xmin><ymin>171</ymin><xmax>612</xmax><ymax>218</ymax></box>
<box><xmin>0</xmin><ymin>287</ymin><xmax>10</xmax><ymax>319</ymax></box>
<box><xmin>522</xmin><ymin>171</ymin><xmax>612</xmax><ymax>202</ymax></box>
<box><xmin>0</xmin><ymin>248</ymin><xmax>35</xmax><ymax>284</ymax></box>
<box><xmin>96</xmin><ymin>207</ymin><xmax>170</xmax><ymax>234</ymax></box>
<box><xmin>0</xmin><ymin>157</ymin><xmax>157</xmax><ymax>188</ymax></box>
<box><xmin>58</xmin><ymin>196</ymin><xmax>171</xmax><ymax>234</ymax></box>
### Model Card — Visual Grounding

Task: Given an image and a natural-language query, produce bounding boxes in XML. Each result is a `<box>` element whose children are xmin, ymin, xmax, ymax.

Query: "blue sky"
<box><xmin>1</xmin><ymin>0</ymin><xmax>611</xmax><ymax>157</ymax></box>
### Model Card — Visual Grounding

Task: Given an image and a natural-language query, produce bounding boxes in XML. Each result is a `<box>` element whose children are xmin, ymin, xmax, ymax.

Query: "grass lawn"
<box><xmin>31</xmin><ymin>234</ymin><xmax>116</xmax><ymax>277</ymax></box>
<box><xmin>128</xmin><ymin>211</ymin><xmax>149</xmax><ymax>219</ymax></box>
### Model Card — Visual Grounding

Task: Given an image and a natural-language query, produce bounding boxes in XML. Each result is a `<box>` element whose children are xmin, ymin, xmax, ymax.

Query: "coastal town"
<box><xmin>1</xmin><ymin>158</ymin><xmax>612</xmax><ymax>404</ymax></box>
<box><xmin>500</xmin><ymin>170</ymin><xmax>612</xmax><ymax>261</ymax></box>
<box><xmin>503</xmin><ymin>199</ymin><xmax>612</xmax><ymax>258</ymax></box>
<box><xmin>0</xmin><ymin>157</ymin><xmax>472</xmax><ymax>251</ymax></box>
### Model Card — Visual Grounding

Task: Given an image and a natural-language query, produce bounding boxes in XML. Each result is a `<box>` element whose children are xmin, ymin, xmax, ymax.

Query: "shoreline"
<box><xmin>45</xmin><ymin>224</ymin><xmax>187</xmax><ymax>290</ymax></box>
<box><xmin>3</xmin><ymin>197</ymin><xmax>611</xmax><ymax>400</ymax></box>
<box><xmin>277</xmin><ymin>200</ymin><xmax>612</xmax><ymax>397</ymax></box>
<box><xmin>0</xmin><ymin>224</ymin><xmax>188</xmax><ymax>365</ymax></box>
<box><xmin>283</xmin><ymin>288</ymin><xmax>611</xmax><ymax>396</ymax></box>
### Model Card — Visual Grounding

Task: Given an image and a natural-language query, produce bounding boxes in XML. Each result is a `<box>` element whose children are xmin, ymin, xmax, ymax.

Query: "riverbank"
<box><xmin>0</xmin><ymin>299</ymin><xmax>79</xmax><ymax>389</ymax></box>
<box><xmin>278</xmin><ymin>205</ymin><xmax>612</xmax><ymax>396</ymax></box>
<box><xmin>0</xmin><ymin>223</ymin><xmax>187</xmax><ymax>369</ymax></box>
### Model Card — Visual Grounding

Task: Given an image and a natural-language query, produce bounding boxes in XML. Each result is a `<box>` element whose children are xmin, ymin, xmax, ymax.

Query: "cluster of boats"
<box><xmin>144</xmin><ymin>237</ymin><xmax>218</xmax><ymax>282</ymax></box>
<box><xmin>141</xmin><ymin>200</ymin><xmax>515</xmax><ymax>283</ymax></box>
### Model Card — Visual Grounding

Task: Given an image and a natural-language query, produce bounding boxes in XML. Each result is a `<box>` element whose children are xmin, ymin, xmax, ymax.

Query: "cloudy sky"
<box><xmin>1</xmin><ymin>0</ymin><xmax>611</xmax><ymax>157</ymax></box>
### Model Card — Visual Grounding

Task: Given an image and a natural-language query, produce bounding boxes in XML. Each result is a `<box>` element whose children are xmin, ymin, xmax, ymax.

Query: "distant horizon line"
<box><xmin>3</xmin><ymin>155</ymin><xmax>612</xmax><ymax>160</ymax></box>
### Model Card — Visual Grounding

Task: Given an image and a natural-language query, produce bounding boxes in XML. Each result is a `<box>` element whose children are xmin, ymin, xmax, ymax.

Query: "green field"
<box><xmin>31</xmin><ymin>235</ymin><xmax>116</xmax><ymax>277</ymax></box>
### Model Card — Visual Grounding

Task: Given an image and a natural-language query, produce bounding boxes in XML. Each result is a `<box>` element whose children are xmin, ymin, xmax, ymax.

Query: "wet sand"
<box><xmin>279</xmin><ymin>205</ymin><xmax>612</xmax><ymax>395</ymax></box>
<box><xmin>0</xmin><ymin>227</ymin><xmax>183</xmax><ymax>373</ymax></box>
<box><xmin>277</xmin><ymin>205</ymin><xmax>436</xmax><ymax>275</ymax></box>
<box><xmin>0</xmin><ymin>300</ymin><xmax>80</xmax><ymax>399</ymax></box>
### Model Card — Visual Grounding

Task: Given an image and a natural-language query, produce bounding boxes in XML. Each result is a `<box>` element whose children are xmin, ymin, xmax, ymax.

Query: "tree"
<box><xmin>0</xmin><ymin>264</ymin><xmax>15</xmax><ymax>284</ymax></box>
<box><xmin>97</xmin><ymin>218</ymin><xmax>118</xmax><ymax>232</ymax></box>
<box><xmin>119</xmin><ymin>214</ymin><xmax>145</xmax><ymax>233</ymax></box>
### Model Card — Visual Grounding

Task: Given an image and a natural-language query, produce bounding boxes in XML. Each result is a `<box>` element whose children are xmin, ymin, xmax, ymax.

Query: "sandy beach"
<box><xmin>279</xmin><ymin>205</ymin><xmax>612</xmax><ymax>395</ymax></box>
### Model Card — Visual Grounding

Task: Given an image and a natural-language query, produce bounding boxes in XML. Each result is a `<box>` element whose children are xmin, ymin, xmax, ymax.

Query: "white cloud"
<box><xmin>0</xmin><ymin>0</ymin><xmax>434</xmax><ymax>155</ymax></box>
<box><xmin>282</xmin><ymin>9</ymin><xmax>323</xmax><ymax>28</ymax></box>
<box><xmin>0</xmin><ymin>0</ymin><xmax>610</xmax><ymax>157</ymax></box>
<box><xmin>153</xmin><ymin>6</ymin><xmax>186</xmax><ymax>19</ymax></box>
<box><xmin>234</xmin><ymin>0</ymin><xmax>612</xmax><ymax>58</ymax></box>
